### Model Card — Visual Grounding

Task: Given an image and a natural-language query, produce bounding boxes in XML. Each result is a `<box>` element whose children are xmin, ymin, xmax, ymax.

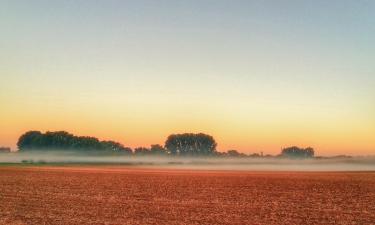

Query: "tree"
<box><xmin>281</xmin><ymin>146</ymin><xmax>315</xmax><ymax>158</ymax></box>
<box><xmin>150</xmin><ymin>144</ymin><xmax>167</xmax><ymax>156</ymax></box>
<box><xmin>17</xmin><ymin>131</ymin><xmax>44</xmax><ymax>151</ymax></box>
<box><xmin>249</xmin><ymin>153</ymin><xmax>261</xmax><ymax>158</ymax></box>
<box><xmin>42</xmin><ymin>131</ymin><xmax>75</xmax><ymax>150</ymax></box>
<box><xmin>69</xmin><ymin>136</ymin><xmax>101</xmax><ymax>152</ymax></box>
<box><xmin>134</xmin><ymin>147</ymin><xmax>150</xmax><ymax>156</ymax></box>
<box><xmin>100</xmin><ymin>141</ymin><xmax>132</xmax><ymax>154</ymax></box>
<box><xmin>226</xmin><ymin>150</ymin><xmax>242</xmax><ymax>157</ymax></box>
<box><xmin>164</xmin><ymin>133</ymin><xmax>217</xmax><ymax>156</ymax></box>
<box><xmin>122</xmin><ymin>147</ymin><xmax>133</xmax><ymax>154</ymax></box>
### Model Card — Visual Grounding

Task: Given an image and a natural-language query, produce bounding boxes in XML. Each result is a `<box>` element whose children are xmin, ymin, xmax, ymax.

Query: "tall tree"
<box><xmin>165</xmin><ymin>133</ymin><xmax>217</xmax><ymax>156</ymax></box>
<box><xmin>17</xmin><ymin>131</ymin><xmax>44</xmax><ymax>151</ymax></box>
<box><xmin>281</xmin><ymin>146</ymin><xmax>315</xmax><ymax>158</ymax></box>
<box><xmin>150</xmin><ymin>144</ymin><xmax>167</xmax><ymax>156</ymax></box>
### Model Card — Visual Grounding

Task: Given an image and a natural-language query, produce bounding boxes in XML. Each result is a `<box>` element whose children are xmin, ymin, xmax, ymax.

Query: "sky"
<box><xmin>1</xmin><ymin>0</ymin><xmax>374</xmax><ymax>155</ymax></box>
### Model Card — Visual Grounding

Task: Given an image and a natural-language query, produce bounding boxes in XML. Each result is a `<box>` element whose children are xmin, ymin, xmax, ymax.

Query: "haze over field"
<box><xmin>1</xmin><ymin>1</ymin><xmax>374</xmax><ymax>156</ymax></box>
<box><xmin>2</xmin><ymin>152</ymin><xmax>375</xmax><ymax>172</ymax></box>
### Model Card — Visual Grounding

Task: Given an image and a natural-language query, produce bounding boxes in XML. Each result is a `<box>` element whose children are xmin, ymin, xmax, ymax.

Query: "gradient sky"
<box><xmin>1</xmin><ymin>0</ymin><xmax>374</xmax><ymax>155</ymax></box>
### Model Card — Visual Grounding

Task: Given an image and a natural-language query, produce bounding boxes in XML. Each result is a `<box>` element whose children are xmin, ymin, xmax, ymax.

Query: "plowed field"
<box><xmin>0</xmin><ymin>166</ymin><xmax>374</xmax><ymax>225</ymax></box>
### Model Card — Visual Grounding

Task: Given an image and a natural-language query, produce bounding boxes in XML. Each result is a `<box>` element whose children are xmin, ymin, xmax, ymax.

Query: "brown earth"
<box><xmin>0</xmin><ymin>166</ymin><xmax>374</xmax><ymax>225</ymax></box>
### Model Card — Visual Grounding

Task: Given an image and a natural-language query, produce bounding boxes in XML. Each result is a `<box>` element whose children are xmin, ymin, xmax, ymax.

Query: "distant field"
<box><xmin>0</xmin><ymin>167</ymin><xmax>374</xmax><ymax>225</ymax></box>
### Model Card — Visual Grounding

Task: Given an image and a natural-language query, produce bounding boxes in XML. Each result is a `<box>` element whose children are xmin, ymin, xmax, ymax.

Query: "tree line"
<box><xmin>17</xmin><ymin>131</ymin><xmax>217</xmax><ymax>156</ymax></box>
<box><xmin>17</xmin><ymin>130</ymin><xmax>314</xmax><ymax>158</ymax></box>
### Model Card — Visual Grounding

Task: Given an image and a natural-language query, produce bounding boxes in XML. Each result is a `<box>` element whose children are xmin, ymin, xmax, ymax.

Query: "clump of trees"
<box><xmin>216</xmin><ymin>150</ymin><xmax>248</xmax><ymax>157</ymax></box>
<box><xmin>17</xmin><ymin>131</ymin><xmax>132</xmax><ymax>154</ymax></box>
<box><xmin>133</xmin><ymin>145</ymin><xmax>168</xmax><ymax>156</ymax></box>
<box><xmin>164</xmin><ymin>133</ymin><xmax>217</xmax><ymax>156</ymax></box>
<box><xmin>17</xmin><ymin>130</ymin><xmax>173</xmax><ymax>156</ymax></box>
<box><xmin>280</xmin><ymin>146</ymin><xmax>314</xmax><ymax>158</ymax></box>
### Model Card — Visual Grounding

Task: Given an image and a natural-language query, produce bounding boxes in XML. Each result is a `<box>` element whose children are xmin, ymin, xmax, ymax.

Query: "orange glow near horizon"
<box><xmin>1</xmin><ymin>102</ymin><xmax>374</xmax><ymax>156</ymax></box>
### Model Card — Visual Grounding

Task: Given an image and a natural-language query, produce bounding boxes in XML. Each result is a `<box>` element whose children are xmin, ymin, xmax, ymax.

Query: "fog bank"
<box><xmin>1</xmin><ymin>152</ymin><xmax>374</xmax><ymax>171</ymax></box>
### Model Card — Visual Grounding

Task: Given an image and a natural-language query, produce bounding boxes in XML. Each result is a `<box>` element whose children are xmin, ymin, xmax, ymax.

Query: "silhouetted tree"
<box><xmin>281</xmin><ymin>146</ymin><xmax>315</xmax><ymax>158</ymax></box>
<box><xmin>121</xmin><ymin>147</ymin><xmax>133</xmax><ymax>154</ymax></box>
<box><xmin>17</xmin><ymin>131</ymin><xmax>44</xmax><ymax>151</ymax></box>
<box><xmin>17</xmin><ymin>130</ymin><xmax>130</xmax><ymax>154</ymax></box>
<box><xmin>150</xmin><ymin>144</ymin><xmax>167</xmax><ymax>156</ymax></box>
<box><xmin>214</xmin><ymin>151</ymin><xmax>227</xmax><ymax>157</ymax></box>
<box><xmin>42</xmin><ymin>131</ymin><xmax>75</xmax><ymax>150</ymax></box>
<box><xmin>164</xmin><ymin>133</ymin><xmax>217</xmax><ymax>156</ymax></box>
<box><xmin>249</xmin><ymin>153</ymin><xmax>261</xmax><ymax>158</ymax></box>
<box><xmin>134</xmin><ymin>147</ymin><xmax>151</xmax><ymax>156</ymax></box>
<box><xmin>100</xmin><ymin>141</ymin><xmax>132</xmax><ymax>154</ymax></box>
<box><xmin>69</xmin><ymin>136</ymin><xmax>101</xmax><ymax>152</ymax></box>
<box><xmin>226</xmin><ymin>150</ymin><xmax>242</xmax><ymax>157</ymax></box>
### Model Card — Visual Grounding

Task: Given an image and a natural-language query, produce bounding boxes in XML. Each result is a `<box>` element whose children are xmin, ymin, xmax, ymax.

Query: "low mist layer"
<box><xmin>1</xmin><ymin>151</ymin><xmax>375</xmax><ymax>172</ymax></box>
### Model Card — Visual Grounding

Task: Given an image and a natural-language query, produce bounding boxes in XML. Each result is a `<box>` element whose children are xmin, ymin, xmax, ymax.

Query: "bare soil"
<box><xmin>0</xmin><ymin>166</ymin><xmax>374</xmax><ymax>225</ymax></box>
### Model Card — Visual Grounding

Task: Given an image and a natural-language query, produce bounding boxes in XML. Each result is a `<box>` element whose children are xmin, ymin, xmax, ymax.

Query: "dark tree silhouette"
<box><xmin>248</xmin><ymin>153</ymin><xmax>261</xmax><ymax>158</ymax></box>
<box><xmin>100</xmin><ymin>141</ymin><xmax>132</xmax><ymax>154</ymax></box>
<box><xmin>134</xmin><ymin>147</ymin><xmax>150</xmax><ymax>155</ymax></box>
<box><xmin>281</xmin><ymin>146</ymin><xmax>314</xmax><ymax>158</ymax></box>
<box><xmin>17</xmin><ymin>131</ymin><xmax>44</xmax><ymax>150</ymax></box>
<box><xmin>164</xmin><ymin>133</ymin><xmax>217</xmax><ymax>156</ymax></box>
<box><xmin>150</xmin><ymin>144</ymin><xmax>167</xmax><ymax>156</ymax></box>
<box><xmin>17</xmin><ymin>130</ymin><xmax>131</xmax><ymax>154</ymax></box>
<box><xmin>226</xmin><ymin>150</ymin><xmax>243</xmax><ymax>157</ymax></box>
